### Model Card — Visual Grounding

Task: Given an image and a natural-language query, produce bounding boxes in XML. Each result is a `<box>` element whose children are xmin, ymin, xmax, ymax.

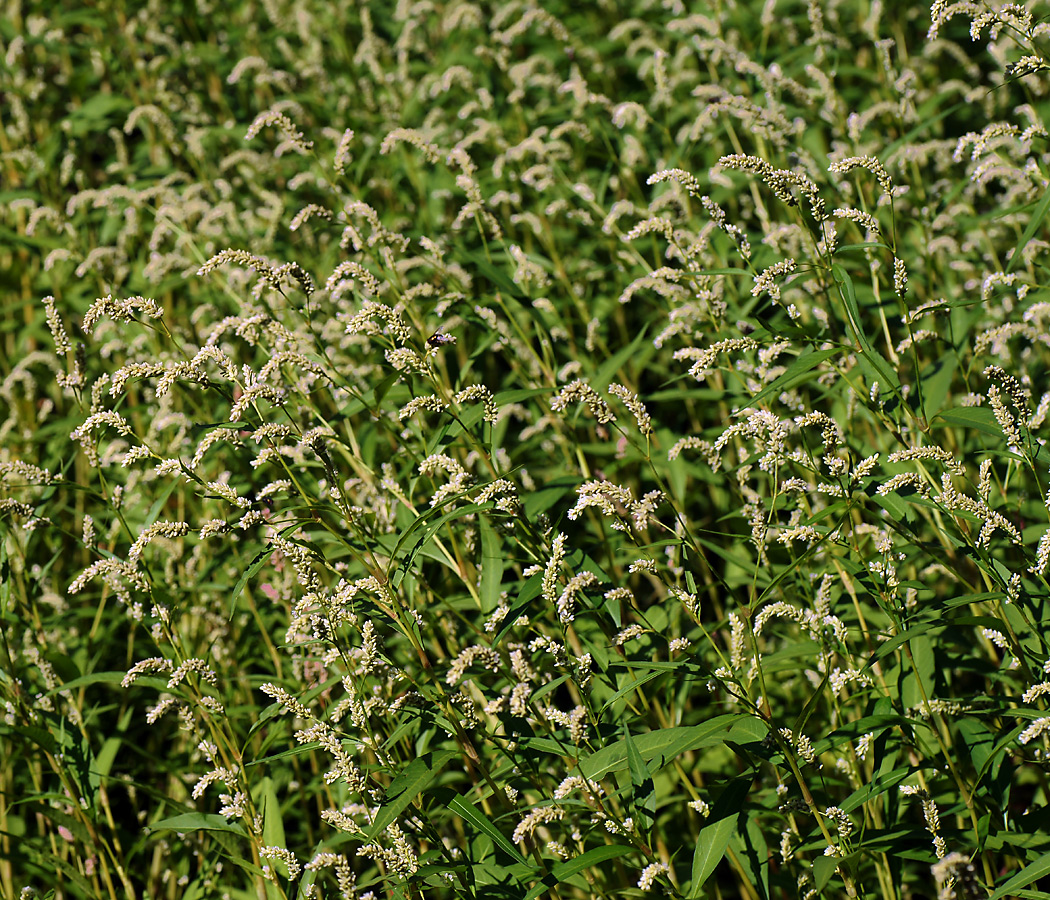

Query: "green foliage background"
<box><xmin>4</xmin><ymin>2</ymin><xmax>1050</xmax><ymax>899</ymax></box>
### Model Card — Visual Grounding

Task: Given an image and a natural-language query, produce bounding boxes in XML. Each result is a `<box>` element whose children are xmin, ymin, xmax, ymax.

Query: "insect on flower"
<box><xmin>426</xmin><ymin>329</ymin><xmax>456</xmax><ymax>348</ymax></box>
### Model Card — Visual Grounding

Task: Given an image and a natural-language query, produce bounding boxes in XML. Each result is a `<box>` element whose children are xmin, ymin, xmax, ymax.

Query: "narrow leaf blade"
<box><xmin>448</xmin><ymin>795</ymin><xmax>528</xmax><ymax>864</ymax></box>
<box><xmin>523</xmin><ymin>845</ymin><xmax>635</xmax><ymax>900</ymax></box>
<box><xmin>689</xmin><ymin>816</ymin><xmax>736</xmax><ymax>897</ymax></box>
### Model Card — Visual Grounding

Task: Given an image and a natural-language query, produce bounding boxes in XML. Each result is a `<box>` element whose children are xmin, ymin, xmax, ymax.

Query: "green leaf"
<box><xmin>478</xmin><ymin>513</ymin><xmax>504</xmax><ymax>614</ymax></box>
<box><xmin>462</xmin><ymin>859</ymin><xmax>536</xmax><ymax>887</ymax></box>
<box><xmin>531</xmin><ymin>673</ymin><xmax>571</xmax><ymax>706</ymax></box>
<box><xmin>95</xmin><ymin>736</ymin><xmax>122</xmax><ymax>781</ymax></box>
<box><xmin>882</xmin><ymin>100</ymin><xmax>965</xmax><ymax>159</ymax></box>
<box><xmin>917</xmin><ymin>350</ymin><xmax>957</xmax><ymax>420</ymax></box>
<box><xmin>148</xmin><ymin>812</ymin><xmax>248</xmax><ymax>836</ymax></box>
<box><xmin>0</xmin><ymin>529</ymin><xmax>10</xmax><ymax>618</ymax></box>
<box><xmin>245</xmin><ymin>675</ymin><xmax>341</xmax><ymax>747</ymax></box>
<box><xmin>832</xmin><ymin>264</ymin><xmax>868</xmax><ymax>351</ymax></box>
<box><xmin>367</xmin><ymin>750</ymin><xmax>459</xmax><ymax>839</ymax></box>
<box><xmin>813</xmin><ymin>854</ymin><xmax>839</xmax><ymax>892</ymax></box>
<box><xmin>463</xmin><ymin>248</ymin><xmax>521</xmax><ymax>296</ymax></box>
<box><xmin>831</xmin><ymin>263</ymin><xmax>901</xmax><ymax>394</ymax></box>
<box><xmin>591</xmin><ymin>323</ymin><xmax>650</xmax><ymax>393</ymax></box>
<box><xmin>448</xmin><ymin>795</ymin><xmax>528</xmax><ymax>864</ymax></box>
<box><xmin>697</xmin><ymin>267</ymin><xmax>751</xmax><ymax>276</ymax></box>
<box><xmin>523</xmin><ymin>845</ymin><xmax>635</xmax><ymax>900</ymax></box>
<box><xmin>522</xmin><ymin>476</ymin><xmax>579</xmax><ymax>519</ymax></box>
<box><xmin>688</xmin><ymin>770</ymin><xmax>752</xmax><ymax>896</ymax></box>
<box><xmin>493</xmin><ymin>387</ymin><xmax>552</xmax><ymax>405</ymax></box>
<box><xmin>228</xmin><ymin>545</ymin><xmax>272</xmax><ymax>620</ymax></box>
<box><xmin>390</xmin><ymin>500</ymin><xmax>491</xmax><ymax>589</ymax></box>
<box><xmin>143</xmin><ymin>477</ymin><xmax>182</xmax><ymax>533</ymax></box>
<box><xmin>22</xmin><ymin>848</ymin><xmax>93</xmax><ymax>894</ymax></box>
<box><xmin>427</xmin><ymin>400</ymin><xmax>486</xmax><ymax>452</ymax></box>
<box><xmin>934</xmin><ymin>406</ymin><xmax>1005</xmax><ymax>440</ymax></box>
<box><xmin>577</xmin><ymin>714</ymin><xmax>763</xmax><ymax>781</ymax></box>
<box><xmin>372</xmin><ymin>371</ymin><xmax>400</xmax><ymax>411</ymax></box>
<box><xmin>295</xmin><ymin>845</ymin><xmax>322</xmax><ymax>899</ymax></box>
<box><xmin>244</xmin><ymin>741</ymin><xmax>321</xmax><ymax>767</ymax></box>
<box><xmin>730</xmin><ymin>810</ymin><xmax>770</xmax><ymax>900</ymax></box>
<box><xmin>599</xmin><ymin>669</ymin><xmax>665</xmax><ymax>716</ymax></box>
<box><xmin>6</xmin><ymin>724</ymin><xmax>58</xmax><ymax>755</ymax></box>
<box><xmin>743</xmin><ymin>348</ymin><xmax>839</xmax><ymax>411</ymax></box>
<box><xmin>255</xmin><ymin>776</ymin><xmax>286</xmax><ymax>857</ymax></box>
<box><xmin>840</xmin><ymin>765</ymin><xmax>911</xmax><ymax>814</ymax></box>
<box><xmin>624</xmin><ymin>726</ymin><xmax>656</xmax><ymax>839</ymax></box>
<box><xmin>41</xmin><ymin>669</ymin><xmax>128</xmax><ymax>698</ymax></box>
<box><xmin>865</xmin><ymin>622</ymin><xmax>939</xmax><ymax>667</ymax></box>
<box><xmin>990</xmin><ymin>852</ymin><xmax>1050</xmax><ymax>899</ymax></box>
<box><xmin>65</xmin><ymin>93</ymin><xmax>134</xmax><ymax>135</ymax></box>
<box><xmin>858</xmin><ymin>339</ymin><xmax>903</xmax><ymax>396</ymax></box>
<box><xmin>1006</xmin><ymin>182</ymin><xmax>1050</xmax><ymax>274</ymax></box>
<box><xmin>833</xmin><ymin>241</ymin><xmax>895</xmax><ymax>255</ymax></box>
<box><xmin>689</xmin><ymin>816</ymin><xmax>737</xmax><ymax>897</ymax></box>
<box><xmin>493</xmin><ymin>572</ymin><xmax>544</xmax><ymax>645</ymax></box>
<box><xmin>974</xmin><ymin>723</ymin><xmax>1027</xmax><ymax>788</ymax></box>
<box><xmin>794</xmin><ymin>667</ymin><xmax>830</xmax><ymax>737</ymax></box>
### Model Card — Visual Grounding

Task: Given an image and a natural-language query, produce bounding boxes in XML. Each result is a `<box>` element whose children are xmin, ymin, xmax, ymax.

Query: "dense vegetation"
<box><xmin>4</xmin><ymin>1</ymin><xmax>1050</xmax><ymax>898</ymax></box>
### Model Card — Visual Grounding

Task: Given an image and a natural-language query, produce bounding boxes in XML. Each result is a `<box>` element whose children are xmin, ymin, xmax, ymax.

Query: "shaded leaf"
<box><xmin>367</xmin><ymin>750</ymin><xmax>459</xmax><ymax>839</ymax></box>
<box><xmin>148</xmin><ymin>812</ymin><xmax>248</xmax><ymax>836</ymax></box>
<box><xmin>990</xmin><ymin>852</ymin><xmax>1050</xmax><ymax>900</ymax></box>
<box><xmin>523</xmin><ymin>845</ymin><xmax>635</xmax><ymax>900</ymax></box>
<box><xmin>448</xmin><ymin>794</ymin><xmax>528</xmax><ymax>865</ymax></box>
<box><xmin>624</xmin><ymin>726</ymin><xmax>656</xmax><ymax>839</ymax></box>
<box><xmin>577</xmin><ymin>714</ymin><xmax>763</xmax><ymax>781</ymax></box>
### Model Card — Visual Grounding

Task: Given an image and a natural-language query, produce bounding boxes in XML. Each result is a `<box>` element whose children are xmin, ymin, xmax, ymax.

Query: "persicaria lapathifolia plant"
<box><xmin>6</xmin><ymin>2</ymin><xmax>1050</xmax><ymax>899</ymax></box>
